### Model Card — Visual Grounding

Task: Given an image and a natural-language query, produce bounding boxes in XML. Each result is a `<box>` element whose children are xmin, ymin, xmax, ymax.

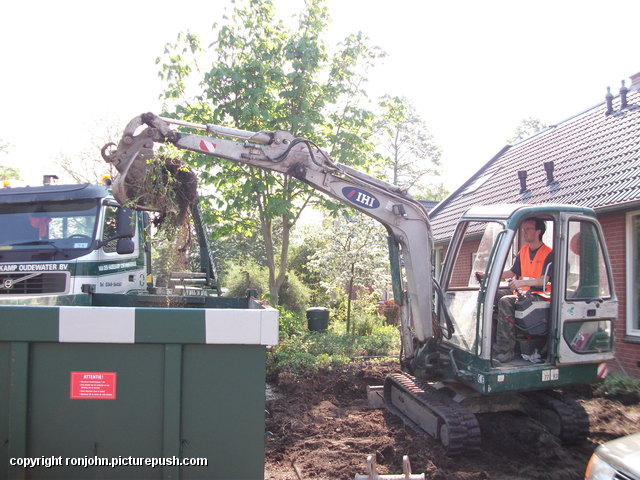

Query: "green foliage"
<box><xmin>308</xmin><ymin>215</ymin><xmax>390</xmax><ymax>297</ymax></box>
<box><xmin>223</xmin><ymin>261</ymin><xmax>310</xmax><ymax>313</ymax></box>
<box><xmin>156</xmin><ymin>0</ymin><xmax>385</xmax><ymax>305</ymax></box>
<box><xmin>351</xmin><ymin>310</ymin><xmax>382</xmax><ymax>336</ymax></box>
<box><xmin>507</xmin><ymin>117</ymin><xmax>547</xmax><ymax>144</ymax></box>
<box><xmin>288</xmin><ymin>229</ymin><xmax>330</xmax><ymax>305</ymax></box>
<box><xmin>600</xmin><ymin>374</ymin><xmax>640</xmax><ymax>396</ymax></box>
<box><xmin>375</xmin><ymin>95</ymin><xmax>446</xmax><ymax>200</ymax></box>
<box><xmin>304</xmin><ymin>214</ymin><xmax>391</xmax><ymax>331</ymax></box>
<box><xmin>277</xmin><ymin>271</ymin><xmax>310</xmax><ymax>314</ymax></box>
<box><xmin>223</xmin><ymin>261</ymin><xmax>269</xmax><ymax>298</ymax></box>
<box><xmin>267</xmin><ymin>311</ymin><xmax>400</xmax><ymax>379</ymax></box>
<box><xmin>0</xmin><ymin>139</ymin><xmax>21</xmax><ymax>181</ymax></box>
<box><xmin>0</xmin><ymin>164</ymin><xmax>21</xmax><ymax>181</ymax></box>
<box><xmin>277</xmin><ymin>308</ymin><xmax>306</xmax><ymax>339</ymax></box>
<box><xmin>150</xmin><ymin>223</ymin><xmax>201</xmax><ymax>282</ymax></box>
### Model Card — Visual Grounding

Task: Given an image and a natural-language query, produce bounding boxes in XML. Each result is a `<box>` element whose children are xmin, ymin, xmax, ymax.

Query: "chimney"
<box><xmin>605</xmin><ymin>87</ymin><xmax>614</xmax><ymax>115</ymax></box>
<box><xmin>518</xmin><ymin>170</ymin><xmax>528</xmax><ymax>192</ymax></box>
<box><xmin>630</xmin><ymin>72</ymin><xmax>640</xmax><ymax>92</ymax></box>
<box><xmin>544</xmin><ymin>161</ymin><xmax>555</xmax><ymax>184</ymax></box>
<box><xmin>620</xmin><ymin>80</ymin><xmax>629</xmax><ymax>109</ymax></box>
<box><xmin>42</xmin><ymin>175</ymin><xmax>59</xmax><ymax>186</ymax></box>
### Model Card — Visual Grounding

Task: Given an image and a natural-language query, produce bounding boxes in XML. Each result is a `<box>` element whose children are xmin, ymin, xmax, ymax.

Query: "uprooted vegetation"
<box><xmin>119</xmin><ymin>155</ymin><xmax>198</xmax><ymax>234</ymax></box>
<box><xmin>144</xmin><ymin>156</ymin><xmax>198</xmax><ymax>230</ymax></box>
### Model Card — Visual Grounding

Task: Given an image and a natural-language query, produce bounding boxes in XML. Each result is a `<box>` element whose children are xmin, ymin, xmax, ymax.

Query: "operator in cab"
<box><xmin>493</xmin><ymin>218</ymin><xmax>553</xmax><ymax>363</ymax></box>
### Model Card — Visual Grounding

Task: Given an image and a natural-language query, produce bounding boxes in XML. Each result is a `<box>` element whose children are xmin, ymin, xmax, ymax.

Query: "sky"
<box><xmin>1</xmin><ymin>0</ymin><xmax>639</xmax><ymax>192</ymax></box>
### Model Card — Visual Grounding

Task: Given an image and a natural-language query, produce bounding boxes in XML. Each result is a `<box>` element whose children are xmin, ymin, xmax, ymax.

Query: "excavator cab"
<box><xmin>436</xmin><ymin>205</ymin><xmax>615</xmax><ymax>394</ymax></box>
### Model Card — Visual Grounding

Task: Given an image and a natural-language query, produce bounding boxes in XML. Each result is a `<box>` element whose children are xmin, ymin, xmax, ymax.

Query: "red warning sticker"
<box><xmin>70</xmin><ymin>371</ymin><xmax>117</xmax><ymax>400</ymax></box>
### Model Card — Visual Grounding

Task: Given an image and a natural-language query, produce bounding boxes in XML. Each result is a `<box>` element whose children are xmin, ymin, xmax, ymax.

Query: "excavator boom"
<box><xmin>103</xmin><ymin>113</ymin><xmax>435</xmax><ymax>357</ymax></box>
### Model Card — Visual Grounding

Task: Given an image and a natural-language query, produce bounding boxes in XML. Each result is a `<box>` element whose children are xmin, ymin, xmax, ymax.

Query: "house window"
<box><xmin>626</xmin><ymin>211</ymin><xmax>640</xmax><ymax>337</ymax></box>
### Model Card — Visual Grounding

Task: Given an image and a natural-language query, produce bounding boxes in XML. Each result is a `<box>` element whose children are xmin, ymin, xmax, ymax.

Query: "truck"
<box><xmin>0</xmin><ymin>179</ymin><xmax>219</xmax><ymax>303</ymax></box>
<box><xmin>103</xmin><ymin>112</ymin><xmax>616</xmax><ymax>454</ymax></box>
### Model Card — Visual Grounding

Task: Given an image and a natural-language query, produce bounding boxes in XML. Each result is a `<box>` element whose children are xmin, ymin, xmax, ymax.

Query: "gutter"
<box><xmin>595</xmin><ymin>199</ymin><xmax>640</xmax><ymax>215</ymax></box>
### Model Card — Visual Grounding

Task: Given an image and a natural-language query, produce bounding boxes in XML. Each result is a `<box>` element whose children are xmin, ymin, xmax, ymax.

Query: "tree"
<box><xmin>375</xmin><ymin>96</ymin><xmax>446</xmax><ymax>200</ymax></box>
<box><xmin>507</xmin><ymin>117</ymin><xmax>547</xmax><ymax>144</ymax></box>
<box><xmin>54</xmin><ymin>118</ymin><xmax>120</xmax><ymax>184</ymax></box>
<box><xmin>306</xmin><ymin>213</ymin><xmax>390</xmax><ymax>332</ymax></box>
<box><xmin>0</xmin><ymin>140</ymin><xmax>21</xmax><ymax>181</ymax></box>
<box><xmin>157</xmin><ymin>0</ymin><xmax>383</xmax><ymax>305</ymax></box>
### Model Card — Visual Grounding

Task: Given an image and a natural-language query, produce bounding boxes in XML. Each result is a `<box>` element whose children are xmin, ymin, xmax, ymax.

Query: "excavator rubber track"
<box><xmin>383</xmin><ymin>373</ymin><xmax>481</xmax><ymax>455</ymax></box>
<box><xmin>523</xmin><ymin>390</ymin><xmax>590</xmax><ymax>444</ymax></box>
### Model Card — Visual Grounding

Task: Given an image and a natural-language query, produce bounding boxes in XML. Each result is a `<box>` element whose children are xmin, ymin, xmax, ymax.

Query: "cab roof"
<box><xmin>0</xmin><ymin>184</ymin><xmax>111</xmax><ymax>204</ymax></box>
<box><xmin>461</xmin><ymin>204</ymin><xmax>596</xmax><ymax>222</ymax></box>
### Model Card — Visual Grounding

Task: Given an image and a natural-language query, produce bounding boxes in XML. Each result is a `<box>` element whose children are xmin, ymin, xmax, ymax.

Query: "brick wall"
<box><xmin>598</xmin><ymin>212</ymin><xmax>640</xmax><ymax>378</ymax></box>
<box><xmin>450</xmin><ymin>238</ymin><xmax>481</xmax><ymax>288</ymax></box>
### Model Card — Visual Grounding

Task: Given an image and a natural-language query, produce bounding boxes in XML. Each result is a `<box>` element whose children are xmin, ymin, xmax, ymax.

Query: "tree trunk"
<box><xmin>260</xmin><ymin>216</ymin><xmax>279</xmax><ymax>305</ymax></box>
<box><xmin>260</xmin><ymin>214</ymin><xmax>292</xmax><ymax>306</ymax></box>
<box><xmin>346</xmin><ymin>262</ymin><xmax>355</xmax><ymax>334</ymax></box>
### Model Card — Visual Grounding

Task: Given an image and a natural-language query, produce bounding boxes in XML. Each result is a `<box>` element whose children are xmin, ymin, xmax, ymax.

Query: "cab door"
<box><xmin>556</xmin><ymin>214</ymin><xmax>616</xmax><ymax>363</ymax></box>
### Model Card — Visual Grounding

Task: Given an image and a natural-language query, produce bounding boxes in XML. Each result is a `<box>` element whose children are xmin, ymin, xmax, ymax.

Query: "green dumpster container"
<box><xmin>306</xmin><ymin>307</ymin><xmax>329</xmax><ymax>332</ymax></box>
<box><xmin>0</xmin><ymin>293</ymin><xmax>278</xmax><ymax>480</ymax></box>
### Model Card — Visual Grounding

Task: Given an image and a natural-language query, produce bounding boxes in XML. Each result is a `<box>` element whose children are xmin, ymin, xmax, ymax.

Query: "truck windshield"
<box><xmin>0</xmin><ymin>199</ymin><xmax>99</xmax><ymax>248</ymax></box>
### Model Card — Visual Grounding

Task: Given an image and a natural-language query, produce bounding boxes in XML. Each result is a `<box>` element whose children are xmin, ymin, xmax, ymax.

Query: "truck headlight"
<box><xmin>585</xmin><ymin>453</ymin><xmax>616</xmax><ymax>480</ymax></box>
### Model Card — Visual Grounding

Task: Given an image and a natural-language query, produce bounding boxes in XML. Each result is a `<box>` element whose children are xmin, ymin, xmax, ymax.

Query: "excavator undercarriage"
<box><xmin>382</xmin><ymin>371</ymin><xmax>589</xmax><ymax>454</ymax></box>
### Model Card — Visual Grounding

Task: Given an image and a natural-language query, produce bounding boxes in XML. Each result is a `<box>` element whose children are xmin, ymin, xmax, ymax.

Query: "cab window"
<box><xmin>566</xmin><ymin>220</ymin><xmax>612</xmax><ymax>300</ymax></box>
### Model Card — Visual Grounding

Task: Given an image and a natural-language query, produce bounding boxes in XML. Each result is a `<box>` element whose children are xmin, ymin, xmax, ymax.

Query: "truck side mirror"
<box><xmin>116</xmin><ymin>208</ymin><xmax>135</xmax><ymax>238</ymax></box>
<box><xmin>116</xmin><ymin>238</ymin><xmax>135</xmax><ymax>255</ymax></box>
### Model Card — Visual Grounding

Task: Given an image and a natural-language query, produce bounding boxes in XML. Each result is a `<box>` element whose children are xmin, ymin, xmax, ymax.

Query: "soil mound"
<box><xmin>265</xmin><ymin>360</ymin><xmax>639</xmax><ymax>480</ymax></box>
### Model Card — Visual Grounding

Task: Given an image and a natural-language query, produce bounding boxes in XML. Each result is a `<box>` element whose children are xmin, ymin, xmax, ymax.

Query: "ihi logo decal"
<box><xmin>342</xmin><ymin>187</ymin><xmax>380</xmax><ymax>209</ymax></box>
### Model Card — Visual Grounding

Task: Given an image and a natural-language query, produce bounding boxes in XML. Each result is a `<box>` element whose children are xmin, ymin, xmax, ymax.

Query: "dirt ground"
<box><xmin>264</xmin><ymin>361</ymin><xmax>640</xmax><ymax>480</ymax></box>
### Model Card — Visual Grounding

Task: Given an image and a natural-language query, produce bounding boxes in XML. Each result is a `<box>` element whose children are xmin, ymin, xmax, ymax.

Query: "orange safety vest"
<box><xmin>519</xmin><ymin>244</ymin><xmax>552</xmax><ymax>293</ymax></box>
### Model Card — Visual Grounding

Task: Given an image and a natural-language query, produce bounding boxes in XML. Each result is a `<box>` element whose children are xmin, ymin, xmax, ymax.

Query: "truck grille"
<box><xmin>0</xmin><ymin>272</ymin><xmax>68</xmax><ymax>295</ymax></box>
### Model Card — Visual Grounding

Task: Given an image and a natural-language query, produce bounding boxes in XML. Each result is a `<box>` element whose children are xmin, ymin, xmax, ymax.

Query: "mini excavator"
<box><xmin>104</xmin><ymin>113</ymin><xmax>616</xmax><ymax>453</ymax></box>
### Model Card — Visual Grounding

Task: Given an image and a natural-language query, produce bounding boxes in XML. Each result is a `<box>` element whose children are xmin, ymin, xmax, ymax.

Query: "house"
<box><xmin>429</xmin><ymin>72</ymin><xmax>640</xmax><ymax>378</ymax></box>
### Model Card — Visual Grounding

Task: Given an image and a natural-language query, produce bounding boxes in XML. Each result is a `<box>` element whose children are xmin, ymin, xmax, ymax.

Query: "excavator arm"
<box><xmin>102</xmin><ymin>112</ymin><xmax>435</xmax><ymax>359</ymax></box>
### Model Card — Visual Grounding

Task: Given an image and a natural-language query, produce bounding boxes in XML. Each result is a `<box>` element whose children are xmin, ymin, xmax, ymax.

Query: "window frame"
<box><xmin>625</xmin><ymin>210</ymin><xmax>640</xmax><ymax>337</ymax></box>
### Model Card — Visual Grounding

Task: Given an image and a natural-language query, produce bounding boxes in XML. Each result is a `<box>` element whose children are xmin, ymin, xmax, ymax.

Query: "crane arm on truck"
<box><xmin>102</xmin><ymin>113</ymin><xmax>440</xmax><ymax>362</ymax></box>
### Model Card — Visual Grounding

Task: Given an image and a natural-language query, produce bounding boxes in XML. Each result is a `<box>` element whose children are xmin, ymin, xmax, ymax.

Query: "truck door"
<box><xmin>96</xmin><ymin>203</ymin><xmax>145</xmax><ymax>293</ymax></box>
<box><xmin>556</xmin><ymin>214</ymin><xmax>616</xmax><ymax>363</ymax></box>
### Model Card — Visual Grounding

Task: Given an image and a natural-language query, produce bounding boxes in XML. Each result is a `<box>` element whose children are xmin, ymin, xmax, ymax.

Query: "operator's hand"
<box><xmin>507</xmin><ymin>278</ymin><xmax>521</xmax><ymax>290</ymax></box>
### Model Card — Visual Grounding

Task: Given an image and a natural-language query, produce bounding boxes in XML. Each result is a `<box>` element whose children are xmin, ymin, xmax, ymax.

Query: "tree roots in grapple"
<box><xmin>136</xmin><ymin>156</ymin><xmax>198</xmax><ymax>231</ymax></box>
